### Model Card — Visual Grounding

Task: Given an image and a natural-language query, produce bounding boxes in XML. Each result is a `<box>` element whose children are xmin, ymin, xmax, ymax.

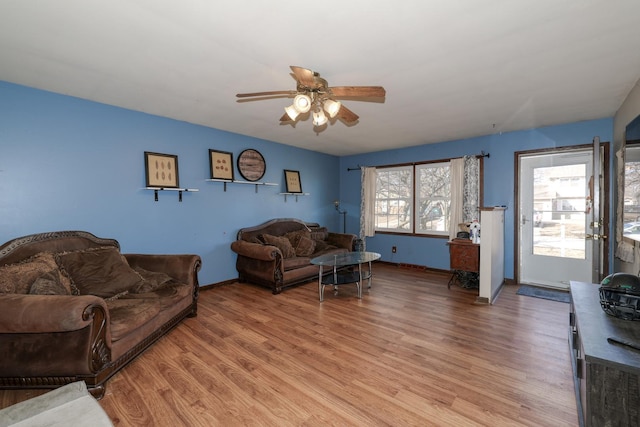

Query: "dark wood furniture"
<box><xmin>569</xmin><ymin>281</ymin><xmax>640</xmax><ymax>427</ymax></box>
<box><xmin>447</xmin><ymin>238</ymin><xmax>480</xmax><ymax>288</ymax></box>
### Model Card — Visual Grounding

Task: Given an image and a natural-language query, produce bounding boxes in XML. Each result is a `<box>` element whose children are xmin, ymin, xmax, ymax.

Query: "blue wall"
<box><xmin>0</xmin><ymin>82</ymin><xmax>341</xmax><ymax>285</ymax></box>
<box><xmin>338</xmin><ymin>118</ymin><xmax>614</xmax><ymax>280</ymax></box>
<box><xmin>1</xmin><ymin>81</ymin><xmax>615</xmax><ymax>285</ymax></box>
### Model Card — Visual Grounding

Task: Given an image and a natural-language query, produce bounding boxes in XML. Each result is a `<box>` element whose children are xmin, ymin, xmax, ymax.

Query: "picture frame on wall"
<box><xmin>284</xmin><ymin>169</ymin><xmax>302</xmax><ymax>193</ymax></box>
<box><xmin>144</xmin><ymin>151</ymin><xmax>179</xmax><ymax>188</ymax></box>
<box><xmin>209</xmin><ymin>149</ymin><xmax>234</xmax><ymax>181</ymax></box>
<box><xmin>237</xmin><ymin>149</ymin><xmax>266</xmax><ymax>182</ymax></box>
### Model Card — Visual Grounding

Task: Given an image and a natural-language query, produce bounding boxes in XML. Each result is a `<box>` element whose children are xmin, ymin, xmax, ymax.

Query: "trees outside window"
<box><xmin>375</xmin><ymin>162</ymin><xmax>450</xmax><ymax>236</ymax></box>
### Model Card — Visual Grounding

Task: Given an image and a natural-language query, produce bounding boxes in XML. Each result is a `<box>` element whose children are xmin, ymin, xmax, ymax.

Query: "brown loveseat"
<box><xmin>230</xmin><ymin>218</ymin><xmax>356</xmax><ymax>294</ymax></box>
<box><xmin>0</xmin><ymin>231</ymin><xmax>201</xmax><ymax>398</ymax></box>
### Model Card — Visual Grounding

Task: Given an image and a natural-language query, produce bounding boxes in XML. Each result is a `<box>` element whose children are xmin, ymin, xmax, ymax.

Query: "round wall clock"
<box><xmin>237</xmin><ymin>149</ymin><xmax>266</xmax><ymax>182</ymax></box>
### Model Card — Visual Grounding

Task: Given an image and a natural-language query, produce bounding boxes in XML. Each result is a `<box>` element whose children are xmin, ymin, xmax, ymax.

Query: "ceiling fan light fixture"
<box><xmin>312</xmin><ymin>110</ymin><xmax>328</xmax><ymax>126</ymax></box>
<box><xmin>323</xmin><ymin>99</ymin><xmax>341</xmax><ymax>118</ymax></box>
<box><xmin>293</xmin><ymin>94</ymin><xmax>311</xmax><ymax>113</ymax></box>
<box><xmin>284</xmin><ymin>104</ymin><xmax>300</xmax><ymax>120</ymax></box>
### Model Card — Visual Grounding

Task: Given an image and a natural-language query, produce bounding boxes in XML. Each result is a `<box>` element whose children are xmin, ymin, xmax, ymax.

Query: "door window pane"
<box><xmin>532</xmin><ymin>164</ymin><xmax>586</xmax><ymax>259</ymax></box>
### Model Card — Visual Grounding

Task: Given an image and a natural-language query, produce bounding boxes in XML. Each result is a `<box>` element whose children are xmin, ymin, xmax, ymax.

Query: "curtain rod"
<box><xmin>347</xmin><ymin>152</ymin><xmax>489</xmax><ymax>171</ymax></box>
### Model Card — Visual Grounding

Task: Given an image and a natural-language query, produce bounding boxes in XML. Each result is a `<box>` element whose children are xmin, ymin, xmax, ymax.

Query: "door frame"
<box><xmin>514</xmin><ymin>142</ymin><xmax>610</xmax><ymax>286</ymax></box>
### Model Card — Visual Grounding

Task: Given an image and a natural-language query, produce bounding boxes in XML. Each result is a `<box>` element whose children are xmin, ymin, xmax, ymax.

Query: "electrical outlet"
<box><xmin>392</xmin><ymin>246</ymin><xmax>397</xmax><ymax>253</ymax></box>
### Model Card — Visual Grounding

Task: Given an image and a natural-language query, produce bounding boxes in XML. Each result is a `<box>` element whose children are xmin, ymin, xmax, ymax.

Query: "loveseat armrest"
<box><xmin>327</xmin><ymin>232</ymin><xmax>357</xmax><ymax>250</ymax></box>
<box><xmin>231</xmin><ymin>240</ymin><xmax>280</xmax><ymax>261</ymax></box>
<box><xmin>0</xmin><ymin>294</ymin><xmax>107</xmax><ymax>333</ymax></box>
<box><xmin>124</xmin><ymin>254</ymin><xmax>202</xmax><ymax>288</ymax></box>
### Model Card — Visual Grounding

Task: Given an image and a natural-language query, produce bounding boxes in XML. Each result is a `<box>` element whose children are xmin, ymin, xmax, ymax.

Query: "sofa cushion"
<box><xmin>0</xmin><ymin>252</ymin><xmax>69</xmax><ymax>295</ymax></box>
<box><xmin>55</xmin><ymin>247</ymin><xmax>145</xmax><ymax>299</ymax></box>
<box><xmin>284</xmin><ymin>230</ymin><xmax>316</xmax><ymax>257</ymax></box>
<box><xmin>129</xmin><ymin>266</ymin><xmax>175</xmax><ymax>294</ymax></box>
<box><xmin>312</xmin><ymin>240</ymin><xmax>338</xmax><ymax>254</ymax></box>
<box><xmin>122</xmin><ymin>282</ymin><xmax>192</xmax><ymax>310</ymax></box>
<box><xmin>283</xmin><ymin>256</ymin><xmax>313</xmax><ymax>271</ymax></box>
<box><xmin>293</xmin><ymin>236</ymin><xmax>316</xmax><ymax>257</ymax></box>
<box><xmin>261</xmin><ymin>234</ymin><xmax>296</xmax><ymax>258</ymax></box>
<box><xmin>29</xmin><ymin>271</ymin><xmax>71</xmax><ymax>295</ymax></box>
<box><xmin>284</xmin><ymin>229</ymin><xmax>309</xmax><ymax>245</ymax></box>
<box><xmin>309</xmin><ymin>227</ymin><xmax>329</xmax><ymax>241</ymax></box>
<box><xmin>105</xmin><ymin>298</ymin><xmax>162</xmax><ymax>341</ymax></box>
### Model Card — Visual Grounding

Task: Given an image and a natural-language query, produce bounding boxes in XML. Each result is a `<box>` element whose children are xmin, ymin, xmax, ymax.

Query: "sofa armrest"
<box><xmin>124</xmin><ymin>254</ymin><xmax>202</xmax><ymax>288</ymax></box>
<box><xmin>231</xmin><ymin>240</ymin><xmax>280</xmax><ymax>261</ymax></box>
<box><xmin>0</xmin><ymin>294</ymin><xmax>107</xmax><ymax>333</ymax></box>
<box><xmin>327</xmin><ymin>232</ymin><xmax>357</xmax><ymax>250</ymax></box>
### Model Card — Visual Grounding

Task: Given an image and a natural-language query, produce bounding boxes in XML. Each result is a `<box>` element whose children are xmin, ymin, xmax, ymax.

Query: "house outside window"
<box><xmin>374</xmin><ymin>162</ymin><xmax>450</xmax><ymax>236</ymax></box>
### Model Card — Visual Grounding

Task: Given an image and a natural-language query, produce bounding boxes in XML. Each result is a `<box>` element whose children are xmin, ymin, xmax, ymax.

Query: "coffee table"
<box><xmin>310</xmin><ymin>251</ymin><xmax>381</xmax><ymax>302</ymax></box>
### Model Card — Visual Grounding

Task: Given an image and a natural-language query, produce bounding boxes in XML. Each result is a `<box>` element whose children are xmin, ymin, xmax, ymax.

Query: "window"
<box><xmin>375</xmin><ymin>162</ymin><xmax>451</xmax><ymax>235</ymax></box>
<box><xmin>416</xmin><ymin>163</ymin><xmax>450</xmax><ymax>235</ymax></box>
<box><xmin>623</xmin><ymin>143</ymin><xmax>640</xmax><ymax>233</ymax></box>
<box><xmin>375</xmin><ymin>166</ymin><xmax>412</xmax><ymax>232</ymax></box>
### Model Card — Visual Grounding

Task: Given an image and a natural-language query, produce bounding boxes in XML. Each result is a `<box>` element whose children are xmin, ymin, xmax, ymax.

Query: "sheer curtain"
<box><xmin>449</xmin><ymin>158</ymin><xmax>464</xmax><ymax>241</ymax></box>
<box><xmin>360</xmin><ymin>167</ymin><xmax>377</xmax><ymax>250</ymax></box>
<box><xmin>463</xmin><ymin>155</ymin><xmax>480</xmax><ymax>222</ymax></box>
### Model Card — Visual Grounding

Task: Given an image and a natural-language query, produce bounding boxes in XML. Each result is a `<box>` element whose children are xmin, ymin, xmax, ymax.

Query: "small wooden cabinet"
<box><xmin>448</xmin><ymin>239</ymin><xmax>480</xmax><ymax>272</ymax></box>
<box><xmin>447</xmin><ymin>239</ymin><xmax>480</xmax><ymax>288</ymax></box>
<box><xmin>570</xmin><ymin>281</ymin><xmax>640</xmax><ymax>427</ymax></box>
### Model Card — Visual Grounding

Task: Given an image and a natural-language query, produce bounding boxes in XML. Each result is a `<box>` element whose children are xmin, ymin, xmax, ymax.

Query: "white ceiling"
<box><xmin>1</xmin><ymin>1</ymin><xmax>640</xmax><ymax>156</ymax></box>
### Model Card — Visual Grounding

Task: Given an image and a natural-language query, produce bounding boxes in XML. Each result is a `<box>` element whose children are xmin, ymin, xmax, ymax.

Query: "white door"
<box><xmin>519</xmin><ymin>149</ymin><xmax>592</xmax><ymax>289</ymax></box>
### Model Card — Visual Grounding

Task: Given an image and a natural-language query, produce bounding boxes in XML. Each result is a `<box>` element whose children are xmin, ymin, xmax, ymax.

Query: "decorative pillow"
<box><xmin>129</xmin><ymin>266</ymin><xmax>175</xmax><ymax>294</ymax></box>
<box><xmin>261</xmin><ymin>234</ymin><xmax>296</xmax><ymax>258</ymax></box>
<box><xmin>310</xmin><ymin>227</ymin><xmax>329</xmax><ymax>241</ymax></box>
<box><xmin>284</xmin><ymin>229</ymin><xmax>311</xmax><ymax>247</ymax></box>
<box><xmin>29</xmin><ymin>271</ymin><xmax>71</xmax><ymax>295</ymax></box>
<box><xmin>55</xmin><ymin>247</ymin><xmax>146</xmax><ymax>299</ymax></box>
<box><xmin>0</xmin><ymin>252</ymin><xmax>61</xmax><ymax>294</ymax></box>
<box><xmin>294</xmin><ymin>236</ymin><xmax>316</xmax><ymax>257</ymax></box>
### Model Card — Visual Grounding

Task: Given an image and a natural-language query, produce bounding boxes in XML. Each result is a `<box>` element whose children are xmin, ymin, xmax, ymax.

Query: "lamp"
<box><xmin>285</xmin><ymin>93</ymin><xmax>341</xmax><ymax>124</ymax></box>
<box><xmin>334</xmin><ymin>200</ymin><xmax>347</xmax><ymax>233</ymax></box>
<box><xmin>313</xmin><ymin>109</ymin><xmax>328</xmax><ymax>126</ymax></box>
<box><xmin>293</xmin><ymin>94</ymin><xmax>311</xmax><ymax>112</ymax></box>
<box><xmin>323</xmin><ymin>99</ymin><xmax>342</xmax><ymax>118</ymax></box>
<box><xmin>284</xmin><ymin>94</ymin><xmax>312</xmax><ymax>120</ymax></box>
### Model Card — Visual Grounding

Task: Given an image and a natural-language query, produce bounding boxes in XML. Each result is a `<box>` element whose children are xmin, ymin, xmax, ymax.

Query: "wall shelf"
<box><xmin>279</xmin><ymin>192</ymin><xmax>310</xmax><ymax>202</ymax></box>
<box><xmin>206</xmin><ymin>179</ymin><xmax>277</xmax><ymax>193</ymax></box>
<box><xmin>143</xmin><ymin>187</ymin><xmax>199</xmax><ymax>202</ymax></box>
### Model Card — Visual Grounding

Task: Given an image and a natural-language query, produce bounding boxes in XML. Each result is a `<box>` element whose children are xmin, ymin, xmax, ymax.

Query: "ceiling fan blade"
<box><xmin>336</xmin><ymin>104</ymin><xmax>359</xmax><ymax>123</ymax></box>
<box><xmin>329</xmin><ymin>86</ymin><xmax>386</xmax><ymax>98</ymax></box>
<box><xmin>290</xmin><ymin>66</ymin><xmax>317</xmax><ymax>88</ymax></box>
<box><xmin>236</xmin><ymin>90</ymin><xmax>296</xmax><ymax>98</ymax></box>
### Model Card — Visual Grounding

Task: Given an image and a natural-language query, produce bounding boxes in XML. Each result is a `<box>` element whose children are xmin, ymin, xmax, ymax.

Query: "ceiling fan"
<box><xmin>236</xmin><ymin>66</ymin><xmax>385</xmax><ymax>127</ymax></box>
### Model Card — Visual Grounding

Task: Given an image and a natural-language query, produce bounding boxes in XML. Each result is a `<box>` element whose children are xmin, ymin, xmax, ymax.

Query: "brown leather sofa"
<box><xmin>0</xmin><ymin>231</ymin><xmax>201</xmax><ymax>398</ymax></box>
<box><xmin>230</xmin><ymin>218</ymin><xmax>356</xmax><ymax>294</ymax></box>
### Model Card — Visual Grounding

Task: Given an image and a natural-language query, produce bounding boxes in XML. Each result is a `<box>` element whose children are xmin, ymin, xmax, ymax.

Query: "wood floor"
<box><xmin>0</xmin><ymin>264</ymin><xmax>578</xmax><ymax>426</ymax></box>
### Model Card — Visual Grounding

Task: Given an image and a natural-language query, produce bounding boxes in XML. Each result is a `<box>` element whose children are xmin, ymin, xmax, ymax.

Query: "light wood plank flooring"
<box><xmin>0</xmin><ymin>264</ymin><xmax>578</xmax><ymax>426</ymax></box>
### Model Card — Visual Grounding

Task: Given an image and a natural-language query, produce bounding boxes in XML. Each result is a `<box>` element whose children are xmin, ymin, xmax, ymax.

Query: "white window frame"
<box><xmin>374</xmin><ymin>162</ymin><xmax>451</xmax><ymax>236</ymax></box>
<box><xmin>374</xmin><ymin>166</ymin><xmax>413</xmax><ymax>233</ymax></box>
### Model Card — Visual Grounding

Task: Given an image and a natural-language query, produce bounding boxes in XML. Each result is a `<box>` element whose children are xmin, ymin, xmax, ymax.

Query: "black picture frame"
<box><xmin>144</xmin><ymin>151</ymin><xmax>179</xmax><ymax>188</ymax></box>
<box><xmin>209</xmin><ymin>149</ymin><xmax>234</xmax><ymax>181</ymax></box>
<box><xmin>237</xmin><ymin>149</ymin><xmax>266</xmax><ymax>182</ymax></box>
<box><xmin>284</xmin><ymin>169</ymin><xmax>302</xmax><ymax>193</ymax></box>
